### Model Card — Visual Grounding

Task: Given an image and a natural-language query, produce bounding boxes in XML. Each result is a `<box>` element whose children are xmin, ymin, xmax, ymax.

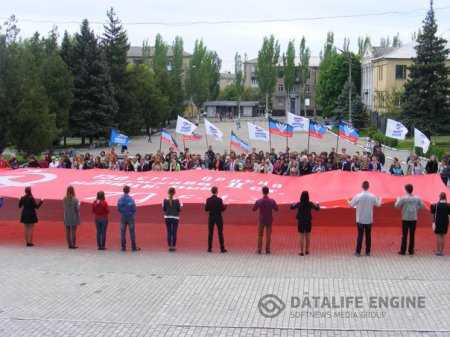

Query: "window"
<box><xmin>251</xmin><ymin>77</ymin><xmax>257</xmax><ymax>86</ymax></box>
<box><xmin>278</xmin><ymin>83</ymin><xmax>284</xmax><ymax>92</ymax></box>
<box><xmin>377</xmin><ymin>66</ymin><xmax>383</xmax><ymax>81</ymax></box>
<box><xmin>395</xmin><ymin>65</ymin><xmax>407</xmax><ymax>80</ymax></box>
<box><xmin>304</xmin><ymin>85</ymin><xmax>311</xmax><ymax>95</ymax></box>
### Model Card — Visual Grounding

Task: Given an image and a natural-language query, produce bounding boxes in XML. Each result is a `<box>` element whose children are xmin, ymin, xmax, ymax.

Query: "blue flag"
<box><xmin>109</xmin><ymin>128</ymin><xmax>129</xmax><ymax>146</ymax></box>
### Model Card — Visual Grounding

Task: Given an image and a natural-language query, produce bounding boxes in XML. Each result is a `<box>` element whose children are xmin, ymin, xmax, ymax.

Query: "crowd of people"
<box><xmin>0</xmin><ymin>143</ymin><xmax>448</xmax><ymax>179</ymax></box>
<box><xmin>6</xmin><ymin>182</ymin><xmax>450</xmax><ymax>257</ymax></box>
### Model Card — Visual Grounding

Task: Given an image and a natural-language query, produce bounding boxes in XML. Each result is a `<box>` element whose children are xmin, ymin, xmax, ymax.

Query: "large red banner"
<box><xmin>0</xmin><ymin>168</ymin><xmax>445</xmax><ymax>207</ymax></box>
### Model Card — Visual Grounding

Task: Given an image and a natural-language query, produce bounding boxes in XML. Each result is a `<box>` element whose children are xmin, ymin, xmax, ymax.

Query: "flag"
<box><xmin>230</xmin><ymin>131</ymin><xmax>251</xmax><ymax>153</ymax></box>
<box><xmin>287</xmin><ymin>112</ymin><xmax>310</xmax><ymax>132</ymax></box>
<box><xmin>268</xmin><ymin>117</ymin><xmax>294</xmax><ymax>138</ymax></box>
<box><xmin>204</xmin><ymin>118</ymin><xmax>224</xmax><ymax>141</ymax></box>
<box><xmin>385</xmin><ymin>118</ymin><xmax>408</xmax><ymax>140</ymax></box>
<box><xmin>414</xmin><ymin>128</ymin><xmax>431</xmax><ymax>153</ymax></box>
<box><xmin>339</xmin><ymin>122</ymin><xmax>359</xmax><ymax>143</ymax></box>
<box><xmin>161</xmin><ymin>129</ymin><xmax>178</xmax><ymax>149</ymax></box>
<box><xmin>182</xmin><ymin>132</ymin><xmax>202</xmax><ymax>142</ymax></box>
<box><xmin>247</xmin><ymin>122</ymin><xmax>269</xmax><ymax>142</ymax></box>
<box><xmin>309</xmin><ymin>121</ymin><xmax>327</xmax><ymax>139</ymax></box>
<box><xmin>109</xmin><ymin>128</ymin><xmax>129</xmax><ymax>146</ymax></box>
<box><xmin>176</xmin><ymin>115</ymin><xmax>197</xmax><ymax>135</ymax></box>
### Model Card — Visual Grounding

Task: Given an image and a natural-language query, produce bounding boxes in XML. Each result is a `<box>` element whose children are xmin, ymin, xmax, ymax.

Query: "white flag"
<box><xmin>414</xmin><ymin>128</ymin><xmax>431</xmax><ymax>153</ymax></box>
<box><xmin>385</xmin><ymin>118</ymin><xmax>409</xmax><ymax>140</ymax></box>
<box><xmin>247</xmin><ymin>122</ymin><xmax>269</xmax><ymax>142</ymax></box>
<box><xmin>176</xmin><ymin>115</ymin><xmax>197</xmax><ymax>136</ymax></box>
<box><xmin>204</xmin><ymin>119</ymin><xmax>223</xmax><ymax>141</ymax></box>
<box><xmin>287</xmin><ymin>112</ymin><xmax>310</xmax><ymax>132</ymax></box>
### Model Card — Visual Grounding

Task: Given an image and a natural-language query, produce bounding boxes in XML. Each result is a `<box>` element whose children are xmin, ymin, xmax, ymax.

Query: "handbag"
<box><xmin>432</xmin><ymin>202</ymin><xmax>439</xmax><ymax>232</ymax></box>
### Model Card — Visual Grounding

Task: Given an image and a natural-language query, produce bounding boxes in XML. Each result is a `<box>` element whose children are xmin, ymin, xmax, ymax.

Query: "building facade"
<box><xmin>127</xmin><ymin>46</ymin><xmax>192</xmax><ymax>75</ymax></box>
<box><xmin>361</xmin><ymin>44</ymin><xmax>450</xmax><ymax>113</ymax></box>
<box><xmin>219</xmin><ymin>72</ymin><xmax>236</xmax><ymax>90</ymax></box>
<box><xmin>243</xmin><ymin>56</ymin><xmax>320</xmax><ymax>116</ymax></box>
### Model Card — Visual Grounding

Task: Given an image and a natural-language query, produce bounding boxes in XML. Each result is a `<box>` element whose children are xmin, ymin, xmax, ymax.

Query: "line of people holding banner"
<box><xmin>8</xmin><ymin>182</ymin><xmax>450</xmax><ymax>256</ymax></box>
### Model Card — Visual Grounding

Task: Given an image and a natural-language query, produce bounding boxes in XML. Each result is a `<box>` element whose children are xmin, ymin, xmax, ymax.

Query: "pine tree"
<box><xmin>71</xmin><ymin>19</ymin><xmax>117</xmax><ymax>144</ymax></box>
<box><xmin>401</xmin><ymin>1</ymin><xmax>450</xmax><ymax>135</ymax></box>
<box><xmin>60</xmin><ymin>30</ymin><xmax>75</xmax><ymax>70</ymax></box>
<box><xmin>102</xmin><ymin>7</ymin><xmax>130</xmax><ymax>126</ymax></box>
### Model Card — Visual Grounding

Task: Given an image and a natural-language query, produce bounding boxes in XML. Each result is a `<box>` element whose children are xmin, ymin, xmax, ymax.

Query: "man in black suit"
<box><xmin>205</xmin><ymin>186</ymin><xmax>227</xmax><ymax>253</ymax></box>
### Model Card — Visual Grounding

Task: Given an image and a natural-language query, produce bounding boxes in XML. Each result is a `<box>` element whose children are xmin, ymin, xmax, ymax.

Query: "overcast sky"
<box><xmin>1</xmin><ymin>0</ymin><xmax>450</xmax><ymax>71</ymax></box>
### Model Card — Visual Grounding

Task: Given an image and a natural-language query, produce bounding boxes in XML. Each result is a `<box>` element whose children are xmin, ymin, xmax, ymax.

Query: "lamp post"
<box><xmin>336</xmin><ymin>47</ymin><xmax>352</xmax><ymax>125</ymax></box>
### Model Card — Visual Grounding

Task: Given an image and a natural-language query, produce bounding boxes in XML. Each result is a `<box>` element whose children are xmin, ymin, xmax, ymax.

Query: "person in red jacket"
<box><xmin>92</xmin><ymin>191</ymin><xmax>109</xmax><ymax>250</ymax></box>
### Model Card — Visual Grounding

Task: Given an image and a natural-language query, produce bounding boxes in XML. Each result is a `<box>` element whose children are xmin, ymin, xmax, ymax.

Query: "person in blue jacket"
<box><xmin>117</xmin><ymin>185</ymin><xmax>140</xmax><ymax>251</ymax></box>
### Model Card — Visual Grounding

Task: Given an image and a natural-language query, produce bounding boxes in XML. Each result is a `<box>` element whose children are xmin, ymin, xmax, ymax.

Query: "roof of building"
<box><xmin>244</xmin><ymin>55</ymin><xmax>320</xmax><ymax>67</ymax></box>
<box><xmin>204</xmin><ymin>100</ymin><xmax>259</xmax><ymax>107</ymax></box>
<box><xmin>127</xmin><ymin>46</ymin><xmax>192</xmax><ymax>58</ymax></box>
<box><xmin>372</xmin><ymin>44</ymin><xmax>450</xmax><ymax>61</ymax></box>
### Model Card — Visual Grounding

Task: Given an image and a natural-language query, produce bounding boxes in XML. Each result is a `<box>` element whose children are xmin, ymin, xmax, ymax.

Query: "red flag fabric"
<box><xmin>0</xmin><ymin>169</ymin><xmax>445</xmax><ymax>207</ymax></box>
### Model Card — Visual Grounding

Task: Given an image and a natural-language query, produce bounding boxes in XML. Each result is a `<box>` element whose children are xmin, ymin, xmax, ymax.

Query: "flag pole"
<box><xmin>336</xmin><ymin>131</ymin><xmax>340</xmax><ymax>154</ymax></box>
<box><xmin>286</xmin><ymin>136</ymin><xmax>288</xmax><ymax>153</ymax></box>
<box><xmin>159</xmin><ymin>127</ymin><xmax>162</xmax><ymax>152</ymax></box>
<box><xmin>183</xmin><ymin>137</ymin><xmax>187</xmax><ymax>153</ymax></box>
<box><xmin>268</xmin><ymin>117</ymin><xmax>272</xmax><ymax>153</ymax></box>
<box><xmin>307</xmin><ymin>130</ymin><xmax>311</xmax><ymax>153</ymax></box>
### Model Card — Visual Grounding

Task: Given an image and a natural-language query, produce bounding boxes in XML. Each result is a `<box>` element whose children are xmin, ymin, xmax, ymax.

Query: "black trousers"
<box><xmin>356</xmin><ymin>223</ymin><xmax>372</xmax><ymax>254</ymax></box>
<box><xmin>65</xmin><ymin>226</ymin><xmax>77</xmax><ymax>248</ymax></box>
<box><xmin>208</xmin><ymin>217</ymin><xmax>225</xmax><ymax>251</ymax></box>
<box><xmin>400</xmin><ymin>220</ymin><xmax>416</xmax><ymax>254</ymax></box>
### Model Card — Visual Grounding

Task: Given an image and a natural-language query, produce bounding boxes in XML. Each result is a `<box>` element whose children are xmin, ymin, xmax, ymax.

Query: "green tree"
<box><xmin>169</xmin><ymin>36</ymin><xmax>185</xmax><ymax>119</ymax></box>
<box><xmin>41</xmin><ymin>49</ymin><xmax>73</xmax><ymax>143</ymax></box>
<box><xmin>317</xmin><ymin>51</ymin><xmax>361</xmax><ymax>117</ymax></box>
<box><xmin>401</xmin><ymin>1</ymin><xmax>450</xmax><ymax>135</ymax></box>
<box><xmin>128</xmin><ymin>64</ymin><xmax>168</xmax><ymax>134</ymax></box>
<box><xmin>206</xmin><ymin>50</ymin><xmax>221</xmax><ymax>100</ymax></box>
<box><xmin>60</xmin><ymin>30</ymin><xmax>75</xmax><ymax>70</ymax></box>
<box><xmin>186</xmin><ymin>40</ymin><xmax>221</xmax><ymax>110</ymax></box>
<box><xmin>9</xmin><ymin>47</ymin><xmax>57</xmax><ymax>154</ymax></box>
<box><xmin>71</xmin><ymin>19</ymin><xmax>117</xmax><ymax>144</ymax></box>
<box><xmin>299</xmin><ymin>37</ymin><xmax>310</xmax><ymax>116</ymax></box>
<box><xmin>102</xmin><ymin>7</ymin><xmax>130</xmax><ymax>126</ymax></box>
<box><xmin>283</xmin><ymin>40</ymin><xmax>296</xmax><ymax>114</ymax></box>
<box><xmin>357</xmin><ymin>36</ymin><xmax>371</xmax><ymax>57</ymax></box>
<box><xmin>334</xmin><ymin>80</ymin><xmax>368</xmax><ymax>128</ymax></box>
<box><xmin>256</xmin><ymin>35</ymin><xmax>280</xmax><ymax>117</ymax></box>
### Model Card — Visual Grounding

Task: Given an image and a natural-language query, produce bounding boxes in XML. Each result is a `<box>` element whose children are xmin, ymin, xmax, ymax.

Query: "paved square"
<box><xmin>1</xmin><ymin>224</ymin><xmax>450</xmax><ymax>337</ymax></box>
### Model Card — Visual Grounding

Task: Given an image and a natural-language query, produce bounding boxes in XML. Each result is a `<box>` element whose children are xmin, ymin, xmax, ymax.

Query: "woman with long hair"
<box><xmin>63</xmin><ymin>186</ymin><xmax>80</xmax><ymax>249</ymax></box>
<box><xmin>162</xmin><ymin>187</ymin><xmax>182</xmax><ymax>252</ymax></box>
<box><xmin>19</xmin><ymin>187</ymin><xmax>43</xmax><ymax>247</ymax></box>
<box><xmin>431</xmin><ymin>192</ymin><xmax>450</xmax><ymax>256</ymax></box>
<box><xmin>92</xmin><ymin>191</ymin><xmax>109</xmax><ymax>250</ymax></box>
<box><xmin>290</xmin><ymin>191</ymin><xmax>320</xmax><ymax>256</ymax></box>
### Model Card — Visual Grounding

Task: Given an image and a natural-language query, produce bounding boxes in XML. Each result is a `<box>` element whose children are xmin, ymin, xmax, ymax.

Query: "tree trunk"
<box><xmin>63</xmin><ymin>136</ymin><xmax>67</xmax><ymax>147</ymax></box>
<box><xmin>265</xmin><ymin>93</ymin><xmax>269</xmax><ymax>118</ymax></box>
<box><xmin>81</xmin><ymin>136</ymin><xmax>85</xmax><ymax>146</ymax></box>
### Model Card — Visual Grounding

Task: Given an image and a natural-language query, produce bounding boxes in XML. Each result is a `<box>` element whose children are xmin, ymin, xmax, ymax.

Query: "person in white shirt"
<box><xmin>49</xmin><ymin>157</ymin><xmax>59</xmax><ymax>168</ymax></box>
<box><xmin>348</xmin><ymin>181</ymin><xmax>382</xmax><ymax>256</ymax></box>
<box><xmin>395</xmin><ymin>184</ymin><xmax>424</xmax><ymax>255</ymax></box>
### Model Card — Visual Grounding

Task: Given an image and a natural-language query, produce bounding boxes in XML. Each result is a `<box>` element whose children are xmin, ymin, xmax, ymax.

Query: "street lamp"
<box><xmin>336</xmin><ymin>47</ymin><xmax>352</xmax><ymax>125</ymax></box>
